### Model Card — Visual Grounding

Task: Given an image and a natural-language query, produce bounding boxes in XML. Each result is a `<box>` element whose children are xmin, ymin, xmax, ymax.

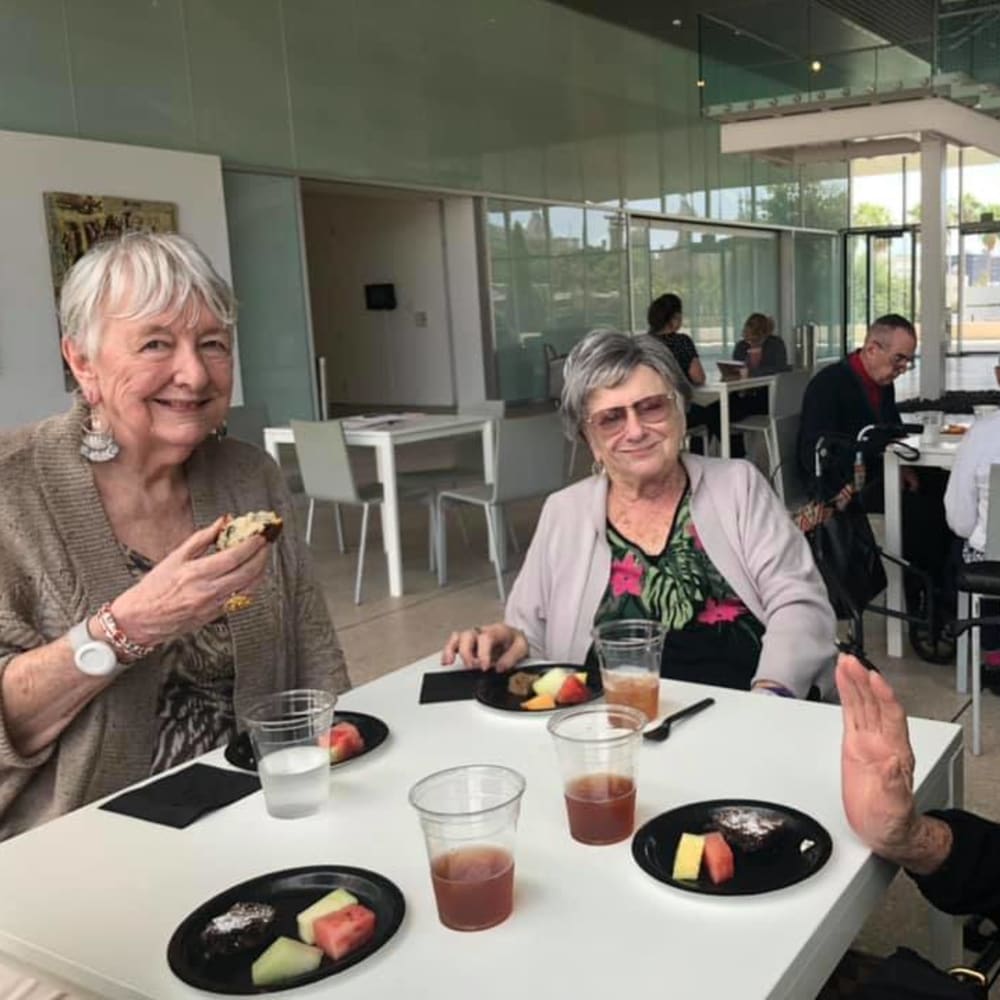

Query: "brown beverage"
<box><xmin>601</xmin><ymin>671</ymin><xmax>659</xmax><ymax>722</ymax></box>
<box><xmin>430</xmin><ymin>845</ymin><xmax>514</xmax><ymax>931</ymax></box>
<box><xmin>563</xmin><ymin>773</ymin><xmax>636</xmax><ymax>844</ymax></box>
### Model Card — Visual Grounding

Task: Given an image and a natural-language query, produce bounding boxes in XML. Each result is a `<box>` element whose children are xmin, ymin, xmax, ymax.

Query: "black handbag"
<box><xmin>857</xmin><ymin>948</ymin><xmax>988</xmax><ymax>999</ymax></box>
<box><xmin>807</xmin><ymin>498</ymin><xmax>887</xmax><ymax>620</ymax></box>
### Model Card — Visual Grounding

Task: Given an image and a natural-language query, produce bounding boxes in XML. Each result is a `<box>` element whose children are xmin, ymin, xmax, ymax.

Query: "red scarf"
<box><xmin>848</xmin><ymin>350</ymin><xmax>883</xmax><ymax>416</ymax></box>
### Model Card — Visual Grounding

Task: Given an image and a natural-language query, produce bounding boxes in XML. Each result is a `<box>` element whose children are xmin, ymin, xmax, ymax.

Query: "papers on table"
<box><xmin>342</xmin><ymin>412</ymin><xmax>423</xmax><ymax>429</ymax></box>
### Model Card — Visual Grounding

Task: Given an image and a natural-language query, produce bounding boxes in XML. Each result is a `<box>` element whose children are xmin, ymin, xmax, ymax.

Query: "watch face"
<box><xmin>76</xmin><ymin>641</ymin><xmax>117</xmax><ymax>676</ymax></box>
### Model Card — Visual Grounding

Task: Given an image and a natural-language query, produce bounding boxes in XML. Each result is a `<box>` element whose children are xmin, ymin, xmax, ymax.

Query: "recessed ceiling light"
<box><xmin>672</xmin><ymin>18</ymin><xmax>682</xmax><ymax>26</ymax></box>
<box><xmin>696</xmin><ymin>79</ymin><xmax>706</xmax><ymax>88</ymax></box>
<box><xmin>811</xmin><ymin>59</ymin><xmax>823</xmax><ymax>72</ymax></box>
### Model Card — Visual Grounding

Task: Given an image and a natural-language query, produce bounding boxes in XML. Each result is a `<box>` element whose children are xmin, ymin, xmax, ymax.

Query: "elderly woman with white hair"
<box><xmin>443</xmin><ymin>330</ymin><xmax>834</xmax><ymax>698</ymax></box>
<box><xmin>0</xmin><ymin>232</ymin><xmax>349</xmax><ymax>841</ymax></box>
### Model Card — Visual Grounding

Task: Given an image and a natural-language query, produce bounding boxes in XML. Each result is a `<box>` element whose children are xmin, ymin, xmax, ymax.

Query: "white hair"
<box><xmin>59</xmin><ymin>231</ymin><xmax>237</xmax><ymax>358</ymax></box>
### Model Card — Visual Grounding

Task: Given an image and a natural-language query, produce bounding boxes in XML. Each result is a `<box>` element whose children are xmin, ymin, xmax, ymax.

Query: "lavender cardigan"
<box><xmin>505</xmin><ymin>454</ymin><xmax>836</xmax><ymax>698</ymax></box>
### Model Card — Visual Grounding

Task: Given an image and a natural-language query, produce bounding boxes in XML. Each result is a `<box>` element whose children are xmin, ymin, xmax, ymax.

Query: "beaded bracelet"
<box><xmin>95</xmin><ymin>602</ymin><xmax>157</xmax><ymax>663</ymax></box>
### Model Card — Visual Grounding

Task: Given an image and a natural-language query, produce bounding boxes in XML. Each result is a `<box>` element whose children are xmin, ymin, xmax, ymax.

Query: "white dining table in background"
<box><xmin>690</xmin><ymin>373</ymin><xmax>779</xmax><ymax>459</ymax></box>
<box><xmin>0</xmin><ymin>654</ymin><xmax>964</xmax><ymax>1000</ymax></box>
<box><xmin>264</xmin><ymin>414</ymin><xmax>495</xmax><ymax>597</ymax></box>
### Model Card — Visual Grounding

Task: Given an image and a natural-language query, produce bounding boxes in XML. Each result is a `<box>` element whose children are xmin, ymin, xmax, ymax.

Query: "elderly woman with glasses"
<box><xmin>0</xmin><ymin>232</ymin><xmax>349</xmax><ymax>841</ymax></box>
<box><xmin>443</xmin><ymin>330</ymin><xmax>835</xmax><ymax>698</ymax></box>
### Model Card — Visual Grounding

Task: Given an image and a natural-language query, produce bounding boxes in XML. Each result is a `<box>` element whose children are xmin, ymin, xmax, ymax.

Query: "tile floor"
<box><xmin>286</xmin><ymin>393</ymin><xmax>999</xmax><ymax>994</ymax></box>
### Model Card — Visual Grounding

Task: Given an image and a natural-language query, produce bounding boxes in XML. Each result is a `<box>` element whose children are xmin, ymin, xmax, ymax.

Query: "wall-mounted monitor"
<box><xmin>365</xmin><ymin>283</ymin><xmax>397</xmax><ymax>310</ymax></box>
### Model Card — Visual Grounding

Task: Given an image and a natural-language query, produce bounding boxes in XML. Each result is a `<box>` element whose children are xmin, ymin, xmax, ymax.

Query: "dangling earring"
<box><xmin>214</xmin><ymin>423</ymin><xmax>227</xmax><ymax>442</ymax></box>
<box><xmin>80</xmin><ymin>408</ymin><xmax>120</xmax><ymax>462</ymax></box>
<box><xmin>591</xmin><ymin>458</ymin><xmax>605</xmax><ymax>477</ymax></box>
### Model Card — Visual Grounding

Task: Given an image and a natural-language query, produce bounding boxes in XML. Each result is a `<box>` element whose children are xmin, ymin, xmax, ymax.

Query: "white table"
<box><xmin>264</xmin><ymin>415</ymin><xmax>495</xmax><ymax>597</ymax></box>
<box><xmin>0</xmin><ymin>655</ymin><xmax>964</xmax><ymax>1000</ymax></box>
<box><xmin>690</xmin><ymin>374</ymin><xmax>778</xmax><ymax>459</ymax></box>
<box><xmin>883</xmin><ymin>433</ymin><xmax>962</xmax><ymax>663</ymax></box>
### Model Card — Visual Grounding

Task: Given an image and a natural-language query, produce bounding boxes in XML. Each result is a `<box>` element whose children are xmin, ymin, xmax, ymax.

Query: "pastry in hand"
<box><xmin>217</xmin><ymin>510</ymin><xmax>283</xmax><ymax>549</ymax></box>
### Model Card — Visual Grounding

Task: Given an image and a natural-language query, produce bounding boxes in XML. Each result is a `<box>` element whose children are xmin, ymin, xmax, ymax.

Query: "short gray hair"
<box><xmin>59</xmin><ymin>231</ymin><xmax>237</xmax><ymax>358</ymax></box>
<box><xmin>560</xmin><ymin>330</ymin><xmax>692</xmax><ymax>440</ymax></box>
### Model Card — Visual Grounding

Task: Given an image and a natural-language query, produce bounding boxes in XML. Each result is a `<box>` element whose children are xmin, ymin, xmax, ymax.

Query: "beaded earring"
<box><xmin>80</xmin><ymin>408</ymin><xmax>120</xmax><ymax>462</ymax></box>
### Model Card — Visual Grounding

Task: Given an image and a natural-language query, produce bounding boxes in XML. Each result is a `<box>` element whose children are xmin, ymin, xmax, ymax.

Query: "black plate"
<box><xmin>167</xmin><ymin>865</ymin><xmax>405</xmax><ymax>994</ymax></box>
<box><xmin>632</xmin><ymin>798</ymin><xmax>832</xmax><ymax>896</ymax></box>
<box><xmin>224</xmin><ymin>712</ymin><xmax>389</xmax><ymax>773</ymax></box>
<box><xmin>475</xmin><ymin>664</ymin><xmax>602</xmax><ymax>713</ymax></box>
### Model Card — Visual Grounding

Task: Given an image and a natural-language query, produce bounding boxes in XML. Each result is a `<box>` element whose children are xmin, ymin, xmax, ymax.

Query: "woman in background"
<box><xmin>647</xmin><ymin>293</ymin><xmax>706</xmax><ymax>387</ymax></box>
<box><xmin>732</xmin><ymin>313</ymin><xmax>787</xmax><ymax>376</ymax></box>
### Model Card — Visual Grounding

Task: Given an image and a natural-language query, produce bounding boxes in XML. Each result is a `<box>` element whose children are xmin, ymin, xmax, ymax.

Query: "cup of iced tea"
<box><xmin>241</xmin><ymin>689</ymin><xmax>336</xmax><ymax>819</ymax></box>
<box><xmin>592</xmin><ymin>619</ymin><xmax>664</xmax><ymax>722</ymax></box>
<box><xmin>547</xmin><ymin>703</ymin><xmax>645</xmax><ymax>845</ymax></box>
<box><xmin>409</xmin><ymin>764</ymin><xmax>526</xmax><ymax>931</ymax></box>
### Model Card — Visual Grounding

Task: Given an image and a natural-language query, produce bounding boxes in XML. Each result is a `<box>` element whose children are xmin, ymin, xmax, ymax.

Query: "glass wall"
<box><xmin>487</xmin><ymin>200</ymin><xmax>627</xmax><ymax>402</ymax></box>
<box><xmin>630</xmin><ymin>218</ymin><xmax>779</xmax><ymax>365</ymax></box>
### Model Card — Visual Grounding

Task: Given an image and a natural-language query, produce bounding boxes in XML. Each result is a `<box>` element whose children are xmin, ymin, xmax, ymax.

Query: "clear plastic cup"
<box><xmin>592</xmin><ymin>619</ymin><xmax>665</xmax><ymax>722</ymax></box>
<box><xmin>409</xmin><ymin>765</ymin><xmax>525</xmax><ymax>931</ymax></box>
<box><xmin>547</xmin><ymin>704</ymin><xmax>646</xmax><ymax>845</ymax></box>
<box><xmin>919</xmin><ymin>411</ymin><xmax>942</xmax><ymax>445</ymax></box>
<box><xmin>241</xmin><ymin>689</ymin><xmax>336</xmax><ymax>819</ymax></box>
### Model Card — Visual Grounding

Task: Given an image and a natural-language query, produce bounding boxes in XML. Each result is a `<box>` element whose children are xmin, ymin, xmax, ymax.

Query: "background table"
<box><xmin>690</xmin><ymin>374</ymin><xmax>778</xmax><ymax>459</ymax></box>
<box><xmin>264</xmin><ymin>415</ymin><xmax>495</xmax><ymax>596</ymax></box>
<box><xmin>0</xmin><ymin>655</ymin><xmax>963</xmax><ymax>1000</ymax></box>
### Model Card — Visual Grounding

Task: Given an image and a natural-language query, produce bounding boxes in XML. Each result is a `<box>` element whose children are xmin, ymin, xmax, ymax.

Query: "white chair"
<box><xmin>685</xmin><ymin>424</ymin><xmax>712</xmax><ymax>455</ymax></box>
<box><xmin>729</xmin><ymin>370</ymin><xmax>811</xmax><ymax>502</ymax></box>
<box><xmin>290</xmin><ymin>419</ymin><xmax>437</xmax><ymax>604</ymax></box>
<box><xmin>954</xmin><ymin>464</ymin><xmax>1000</xmax><ymax>755</ymax></box>
<box><xmin>436</xmin><ymin>412</ymin><xmax>566</xmax><ymax>601</ymax></box>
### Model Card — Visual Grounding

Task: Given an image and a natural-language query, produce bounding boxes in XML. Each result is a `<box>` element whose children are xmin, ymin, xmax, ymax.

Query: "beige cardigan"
<box><xmin>506</xmin><ymin>454</ymin><xmax>836</xmax><ymax>698</ymax></box>
<box><xmin>0</xmin><ymin>401</ymin><xmax>350</xmax><ymax>841</ymax></box>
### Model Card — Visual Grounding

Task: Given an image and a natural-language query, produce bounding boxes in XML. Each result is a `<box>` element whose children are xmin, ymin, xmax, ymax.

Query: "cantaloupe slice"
<box><xmin>251</xmin><ymin>936</ymin><xmax>322</xmax><ymax>987</ymax></box>
<box><xmin>672</xmin><ymin>832</ymin><xmax>705</xmax><ymax>881</ymax></box>
<box><xmin>520</xmin><ymin>693</ymin><xmax>556</xmax><ymax>711</ymax></box>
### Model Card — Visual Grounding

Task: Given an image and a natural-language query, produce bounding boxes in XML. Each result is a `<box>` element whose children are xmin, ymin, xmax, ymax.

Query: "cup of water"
<box><xmin>919</xmin><ymin>411</ymin><xmax>943</xmax><ymax>446</ymax></box>
<box><xmin>241</xmin><ymin>689</ymin><xmax>336</xmax><ymax>819</ymax></box>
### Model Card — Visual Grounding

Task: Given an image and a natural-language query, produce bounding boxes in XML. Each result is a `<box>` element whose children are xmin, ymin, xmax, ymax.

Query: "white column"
<box><xmin>919</xmin><ymin>135</ymin><xmax>947</xmax><ymax>400</ymax></box>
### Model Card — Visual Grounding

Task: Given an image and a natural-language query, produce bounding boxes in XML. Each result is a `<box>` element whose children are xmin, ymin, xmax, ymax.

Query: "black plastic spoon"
<box><xmin>642</xmin><ymin>697</ymin><xmax>715</xmax><ymax>742</ymax></box>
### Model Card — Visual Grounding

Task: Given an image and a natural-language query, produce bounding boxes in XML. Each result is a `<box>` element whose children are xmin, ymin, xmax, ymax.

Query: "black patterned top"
<box><xmin>651</xmin><ymin>331</ymin><xmax>700</xmax><ymax>380</ymax></box>
<box><xmin>120</xmin><ymin>546</ymin><xmax>237</xmax><ymax>774</ymax></box>
<box><xmin>590</xmin><ymin>489</ymin><xmax>766</xmax><ymax>691</ymax></box>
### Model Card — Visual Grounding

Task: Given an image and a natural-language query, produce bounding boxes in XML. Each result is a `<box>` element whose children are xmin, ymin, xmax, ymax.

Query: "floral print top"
<box><xmin>591</xmin><ymin>488</ymin><xmax>766</xmax><ymax>691</ymax></box>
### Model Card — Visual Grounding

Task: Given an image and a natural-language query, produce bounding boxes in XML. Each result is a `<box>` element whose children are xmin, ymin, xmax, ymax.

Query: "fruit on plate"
<box><xmin>520</xmin><ymin>693</ymin><xmax>556</xmax><ymax>711</ymax></box>
<box><xmin>320</xmin><ymin>721</ymin><xmax>366</xmax><ymax>763</ymax></box>
<box><xmin>251</xmin><ymin>936</ymin><xmax>322</xmax><ymax>987</ymax></box>
<box><xmin>575</xmin><ymin>672</ymin><xmax>588</xmax><ymax>684</ymax></box>
<box><xmin>297</xmin><ymin>887</ymin><xmax>359</xmax><ymax>945</ymax></box>
<box><xmin>531</xmin><ymin>667</ymin><xmax>571</xmax><ymax>698</ymax></box>
<box><xmin>672</xmin><ymin>832</ymin><xmax>705</xmax><ymax>880</ymax></box>
<box><xmin>313</xmin><ymin>903</ymin><xmax>377</xmax><ymax>961</ymax></box>
<box><xmin>555</xmin><ymin>674</ymin><xmax>589</xmax><ymax>705</ymax></box>
<box><xmin>702</xmin><ymin>831</ymin><xmax>735</xmax><ymax>885</ymax></box>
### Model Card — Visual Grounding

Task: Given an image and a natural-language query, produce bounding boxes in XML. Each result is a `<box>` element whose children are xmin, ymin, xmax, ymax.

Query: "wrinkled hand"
<box><xmin>441</xmin><ymin>624</ymin><xmax>528</xmax><ymax>672</ymax></box>
<box><xmin>836</xmin><ymin>654</ymin><xmax>919</xmax><ymax>859</ymax></box>
<box><xmin>110</xmin><ymin>516</ymin><xmax>271</xmax><ymax>646</ymax></box>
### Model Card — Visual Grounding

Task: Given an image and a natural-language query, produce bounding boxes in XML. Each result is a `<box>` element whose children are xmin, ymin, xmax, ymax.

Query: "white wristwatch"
<box><xmin>67</xmin><ymin>619</ymin><xmax>120</xmax><ymax>677</ymax></box>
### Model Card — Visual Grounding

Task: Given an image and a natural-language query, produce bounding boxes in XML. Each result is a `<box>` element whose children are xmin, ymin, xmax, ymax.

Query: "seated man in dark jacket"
<box><xmin>797</xmin><ymin>314</ymin><xmax>917</xmax><ymax>501</ymax></box>
<box><xmin>838</xmin><ymin>653</ymin><xmax>997</xmax><ymax>920</ymax></box>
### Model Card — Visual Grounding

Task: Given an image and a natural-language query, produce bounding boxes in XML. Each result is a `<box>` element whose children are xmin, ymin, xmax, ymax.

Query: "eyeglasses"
<box><xmin>873</xmin><ymin>341</ymin><xmax>915</xmax><ymax>370</ymax></box>
<box><xmin>586</xmin><ymin>393</ymin><xmax>676</xmax><ymax>436</ymax></box>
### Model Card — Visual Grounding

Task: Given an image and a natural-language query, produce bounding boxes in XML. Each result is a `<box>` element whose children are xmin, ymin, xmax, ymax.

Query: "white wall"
<box><xmin>302</xmin><ymin>188</ymin><xmax>458</xmax><ymax>408</ymax></box>
<box><xmin>0</xmin><ymin>129</ymin><xmax>235</xmax><ymax>429</ymax></box>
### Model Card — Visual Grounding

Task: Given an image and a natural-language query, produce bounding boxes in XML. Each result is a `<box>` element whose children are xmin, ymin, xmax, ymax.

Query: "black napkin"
<box><xmin>419</xmin><ymin>670</ymin><xmax>482</xmax><ymax>704</ymax></box>
<box><xmin>100</xmin><ymin>763</ymin><xmax>260</xmax><ymax>829</ymax></box>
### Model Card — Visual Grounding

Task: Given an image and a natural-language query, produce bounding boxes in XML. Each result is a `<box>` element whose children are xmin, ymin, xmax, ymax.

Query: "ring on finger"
<box><xmin>223</xmin><ymin>592</ymin><xmax>253</xmax><ymax>614</ymax></box>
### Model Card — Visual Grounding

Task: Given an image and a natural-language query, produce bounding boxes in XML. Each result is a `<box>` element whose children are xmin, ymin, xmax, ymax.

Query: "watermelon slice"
<box><xmin>313</xmin><ymin>903</ymin><xmax>377</xmax><ymax>961</ymax></box>
<box><xmin>703</xmin><ymin>832</ymin><xmax>735</xmax><ymax>885</ymax></box>
<box><xmin>319</xmin><ymin>722</ymin><xmax>366</xmax><ymax>762</ymax></box>
<box><xmin>555</xmin><ymin>674</ymin><xmax>589</xmax><ymax>705</ymax></box>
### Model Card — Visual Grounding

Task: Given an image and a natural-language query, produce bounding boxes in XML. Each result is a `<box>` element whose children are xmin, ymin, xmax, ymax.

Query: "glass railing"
<box><xmin>698</xmin><ymin>1</ymin><xmax>935</xmax><ymax>114</ymax></box>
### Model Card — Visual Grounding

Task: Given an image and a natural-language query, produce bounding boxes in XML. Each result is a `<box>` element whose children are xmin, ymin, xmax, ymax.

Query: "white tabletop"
<box><xmin>0</xmin><ymin>656</ymin><xmax>963</xmax><ymax>1000</ymax></box>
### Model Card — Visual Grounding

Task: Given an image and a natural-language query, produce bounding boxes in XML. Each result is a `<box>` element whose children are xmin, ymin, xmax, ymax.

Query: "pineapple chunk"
<box><xmin>297</xmin><ymin>888</ymin><xmax>358</xmax><ymax>945</ymax></box>
<box><xmin>672</xmin><ymin>832</ymin><xmax>705</xmax><ymax>881</ymax></box>
<box><xmin>531</xmin><ymin>668</ymin><xmax>570</xmax><ymax>697</ymax></box>
<box><xmin>251</xmin><ymin>936</ymin><xmax>322</xmax><ymax>987</ymax></box>
<box><xmin>575</xmin><ymin>672</ymin><xmax>588</xmax><ymax>684</ymax></box>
